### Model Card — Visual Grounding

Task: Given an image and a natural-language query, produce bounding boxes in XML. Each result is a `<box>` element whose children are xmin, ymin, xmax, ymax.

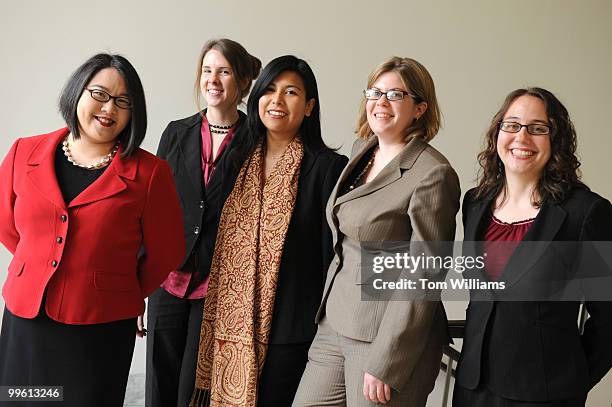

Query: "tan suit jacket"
<box><xmin>316</xmin><ymin>134</ymin><xmax>460</xmax><ymax>392</ymax></box>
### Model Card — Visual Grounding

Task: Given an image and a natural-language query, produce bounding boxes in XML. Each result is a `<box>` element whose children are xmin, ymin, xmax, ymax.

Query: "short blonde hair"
<box><xmin>356</xmin><ymin>57</ymin><xmax>441</xmax><ymax>142</ymax></box>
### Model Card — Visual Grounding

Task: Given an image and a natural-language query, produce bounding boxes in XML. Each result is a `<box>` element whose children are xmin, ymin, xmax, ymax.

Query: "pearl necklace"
<box><xmin>62</xmin><ymin>136</ymin><xmax>120</xmax><ymax>170</ymax></box>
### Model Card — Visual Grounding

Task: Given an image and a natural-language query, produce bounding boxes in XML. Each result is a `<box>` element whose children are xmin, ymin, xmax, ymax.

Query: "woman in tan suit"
<box><xmin>293</xmin><ymin>57</ymin><xmax>460</xmax><ymax>406</ymax></box>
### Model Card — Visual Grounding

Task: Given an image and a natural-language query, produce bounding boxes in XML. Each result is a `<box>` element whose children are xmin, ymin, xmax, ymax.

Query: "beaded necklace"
<box><xmin>208</xmin><ymin>119</ymin><xmax>239</xmax><ymax>135</ymax></box>
<box><xmin>62</xmin><ymin>136</ymin><xmax>119</xmax><ymax>170</ymax></box>
<box><xmin>348</xmin><ymin>148</ymin><xmax>377</xmax><ymax>191</ymax></box>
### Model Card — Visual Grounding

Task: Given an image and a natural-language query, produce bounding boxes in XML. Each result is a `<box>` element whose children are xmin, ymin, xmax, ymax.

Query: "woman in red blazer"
<box><xmin>0</xmin><ymin>53</ymin><xmax>185</xmax><ymax>407</ymax></box>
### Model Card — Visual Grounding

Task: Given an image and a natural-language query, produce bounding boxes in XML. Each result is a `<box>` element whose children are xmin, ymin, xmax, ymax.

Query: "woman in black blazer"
<box><xmin>190</xmin><ymin>55</ymin><xmax>347</xmax><ymax>407</ymax></box>
<box><xmin>144</xmin><ymin>39</ymin><xmax>261</xmax><ymax>407</ymax></box>
<box><xmin>453</xmin><ymin>88</ymin><xmax>612</xmax><ymax>406</ymax></box>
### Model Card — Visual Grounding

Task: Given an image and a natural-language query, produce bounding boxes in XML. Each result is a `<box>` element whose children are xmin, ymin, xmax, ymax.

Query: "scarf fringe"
<box><xmin>189</xmin><ymin>388</ymin><xmax>210</xmax><ymax>407</ymax></box>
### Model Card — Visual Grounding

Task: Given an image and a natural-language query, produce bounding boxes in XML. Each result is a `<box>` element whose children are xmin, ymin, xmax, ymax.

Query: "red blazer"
<box><xmin>0</xmin><ymin>128</ymin><xmax>185</xmax><ymax>324</ymax></box>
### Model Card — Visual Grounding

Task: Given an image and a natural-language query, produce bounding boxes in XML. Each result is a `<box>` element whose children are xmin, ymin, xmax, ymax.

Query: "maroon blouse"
<box><xmin>482</xmin><ymin>214</ymin><xmax>534</xmax><ymax>281</ymax></box>
<box><xmin>160</xmin><ymin>115</ymin><xmax>237</xmax><ymax>299</ymax></box>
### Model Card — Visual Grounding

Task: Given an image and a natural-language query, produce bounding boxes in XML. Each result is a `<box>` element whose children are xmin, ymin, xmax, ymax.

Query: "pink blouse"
<box><xmin>160</xmin><ymin>115</ymin><xmax>237</xmax><ymax>299</ymax></box>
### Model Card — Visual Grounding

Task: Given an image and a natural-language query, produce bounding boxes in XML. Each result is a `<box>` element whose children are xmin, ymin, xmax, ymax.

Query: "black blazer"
<box><xmin>156</xmin><ymin>111</ymin><xmax>246</xmax><ymax>285</ymax></box>
<box><xmin>455</xmin><ymin>187</ymin><xmax>612</xmax><ymax>402</ymax></box>
<box><xmin>217</xmin><ymin>141</ymin><xmax>348</xmax><ymax>344</ymax></box>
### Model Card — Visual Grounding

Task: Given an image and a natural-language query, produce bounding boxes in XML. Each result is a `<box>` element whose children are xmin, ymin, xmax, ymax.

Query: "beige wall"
<box><xmin>1</xmin><ymin>1</ymin><xmax>611</xmax><ymax>404</ymax></box>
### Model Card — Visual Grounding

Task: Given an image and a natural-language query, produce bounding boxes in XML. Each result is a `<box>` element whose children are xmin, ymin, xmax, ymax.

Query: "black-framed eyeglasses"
<box><xmin>499</xmin><ymin>121</ymin><xmax>551</xmax><ymax>136</ymax></box>
<box><xmin>363</xmin><ymin>88</ymin><xmax>420</xmax><ymax>102</ymax></box>
<box><xmin>86</xmin><ymin>88</ymin><xmax>132</xmax><ymax>110</ymax></box>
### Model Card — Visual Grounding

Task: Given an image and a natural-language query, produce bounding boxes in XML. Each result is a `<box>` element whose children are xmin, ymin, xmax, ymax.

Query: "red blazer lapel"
<box><xmin>25</xmin><ymin>128</ymin><xmax>68</xmax><ymax>210</ymax></box>
<box><xmin>69</xmin><ymin>144</ymin><xmax>138</xmax><ymax>208</ymax></box>
<box><xmin>24</xmin><ymin>127</ymin><xmax>140</xmax><ymax>209</ymax></box>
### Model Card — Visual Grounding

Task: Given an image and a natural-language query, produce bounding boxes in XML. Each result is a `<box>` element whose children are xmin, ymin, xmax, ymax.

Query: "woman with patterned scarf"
<box><xmin>190</xmin><ymin>55</ymin><xmax>348</xmax><ymax>407</ymax></box>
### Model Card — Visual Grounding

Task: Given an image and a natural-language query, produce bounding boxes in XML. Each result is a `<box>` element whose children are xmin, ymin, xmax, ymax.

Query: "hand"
<box><xmin>363</xmin><ymin>371</ymin><xmax>391</xmax><ymax>404</ymax></box>
<box><xmin>136</xmin><ymin>314</ymin><xmax>146</xmax><ymax>338</ymax></box>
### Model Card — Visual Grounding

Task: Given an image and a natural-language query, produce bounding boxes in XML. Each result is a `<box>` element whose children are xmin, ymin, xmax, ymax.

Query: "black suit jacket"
<box><xmin>156</xmin><ymin>111</ymin><xmax>246</xmax><ymax>288</ymax></box>
<box><xmin>217</xmin><ymin>141</ymin><xmax>348</xmax><ymax>344</ymax></box>
<box><xmin>455</xmin><ymin>187</ymin><xmax>612</xmax><ymax>401</ymax></box>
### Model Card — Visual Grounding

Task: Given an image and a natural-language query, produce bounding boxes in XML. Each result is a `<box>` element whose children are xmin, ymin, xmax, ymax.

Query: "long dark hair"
<box><xmin>58</xmin><ymin>53</ymin><xmax>146</xmax><ymax>157</ymax></box>
<box><xmin>475</xmin><ymin>87</ymin><xmax>586</xmax><ymax>206</ymax></box>
<box><xmin>230</xmin><ymin>55</ymin><xmax>329</xmax><ymax>169</ymax></box>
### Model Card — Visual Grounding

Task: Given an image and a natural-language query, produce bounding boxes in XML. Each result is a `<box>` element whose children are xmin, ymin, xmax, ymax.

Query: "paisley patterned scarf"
<box><xmin>191</xmin><ymin>137</ymin><xmax>303</xmax><ymax>407</ymax></box>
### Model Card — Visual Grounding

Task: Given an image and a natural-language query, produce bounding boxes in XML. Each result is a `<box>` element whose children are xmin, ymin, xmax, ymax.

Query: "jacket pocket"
<box><xmin>7</xmin><ymin>258</ymin><xmax>25</xmax><ymax>277</ymax></box>
<box><xmin>93</xmin><ymin>272</ymin><xmax>139</xmax><ymax>292</ymax></box>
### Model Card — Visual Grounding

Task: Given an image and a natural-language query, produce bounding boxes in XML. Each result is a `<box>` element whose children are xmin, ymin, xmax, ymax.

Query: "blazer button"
<box><xmin>51</xmin><ymin>260</ymin><xmax>58</xmax><ymax>267</ymax></box>
<box><xmin>199</xmin><ymin>201</ymin><xmax>205</xmax><ymax>209</ymax></box>
<box><xmin>194</xmin><ymin>226</ymin><xmax>200</xmax><ymax>235</ymax></box>
<box><xmin>56</xmin><ymin>237</ymin><xmax>63</xmax><ymax>244</ymax></box>
<box><xmin>60</xmin><ymin>214</ymin><xmax>67</xmax><ymax>222</ymax></box>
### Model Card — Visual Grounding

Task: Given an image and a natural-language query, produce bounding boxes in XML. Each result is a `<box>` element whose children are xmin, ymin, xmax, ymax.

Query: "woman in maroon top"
<box><xmin>453</xmin><ymin>88</ymin><xmax>612</xmax><ymax>406</ymax></box>
<box><xmin>143</xmin><ymin>39</ymin><xmax>261</xmax><ymax>407</ymax></box>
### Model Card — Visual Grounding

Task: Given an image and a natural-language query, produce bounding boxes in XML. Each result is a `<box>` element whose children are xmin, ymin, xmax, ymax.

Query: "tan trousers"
<box><xmin>292</xmin><ymin>318</ymin><xmax>441</xmax><ymax>407</ymax></box>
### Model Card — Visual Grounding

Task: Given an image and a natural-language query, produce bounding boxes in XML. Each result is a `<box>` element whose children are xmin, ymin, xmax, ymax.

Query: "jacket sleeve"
<box><xmin>363</xmin><ymin>163</ymin><xmax>461</xmax><ymax>391</ymax></box>
<box><xmin>0</xmin><ymin>139</ymin><xmax>21</xmax><ymax>254</ymax></box>
<box><xmin>579</xmin><ymin>197</ymin><xmax>612</xmax><ymax>389</ymax></box>
<box><xmin>137</xmin><ymin>159</ymin><xmax>186</xmax><ymax>297</ymax></box>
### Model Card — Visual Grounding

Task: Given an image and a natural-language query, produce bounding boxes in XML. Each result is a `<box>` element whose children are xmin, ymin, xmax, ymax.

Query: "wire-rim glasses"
<box><xmin>364</xmin><ymin>88</ymin><xmax>421</xmax><ymax>102</ymax></box>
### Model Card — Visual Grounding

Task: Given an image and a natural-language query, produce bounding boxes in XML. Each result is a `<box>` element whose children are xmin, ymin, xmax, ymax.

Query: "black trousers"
<box><xmin>0</xmin><ymin>307</ymin><xmax>135</xmax><ymax>407</ymax></box>
<box><xmin>145</xmin><ymin>288</ymin><xmax>204</xmax><ymax>407</ymax></box>
<box><xmin>257</xmin><ymin>342</ymin><xmax>310</xmax><ymax>407</ymax></box>
<box><xmin>452</xmin><ymin>384</ymin><xmax>587</xmax><ymax>407</ymax></box>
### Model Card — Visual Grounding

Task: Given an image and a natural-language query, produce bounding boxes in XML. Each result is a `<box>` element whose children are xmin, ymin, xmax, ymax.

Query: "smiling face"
<box><xmin>258</xmin><ymin>70</ymin><xmax>315</xmax><ymax>141</ymax></box>
<box><xmin>200</xmin><ymin>48</ymin><xmax>240</xmax><ymax>112</ymax></box>
<box><xmin>76</xmin><ymin>68</ymin><xmax>131</xmax><ymax>145</ymax></box>
<box><xmin>365</xmin><ymin>71</ymin><xmax>427</xmax><ymax>142</ymax></box>
<box><xmin>497</xmin><ymin>95</ymin><xmax>552</xmax><ymax>181</ymax></box>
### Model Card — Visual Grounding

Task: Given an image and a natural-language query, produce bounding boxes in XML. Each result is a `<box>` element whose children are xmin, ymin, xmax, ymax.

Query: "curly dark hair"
<box><xmin>475</xmin><ymin>87</ymin><xmax>586</xmax><ymax>207</ymax></box>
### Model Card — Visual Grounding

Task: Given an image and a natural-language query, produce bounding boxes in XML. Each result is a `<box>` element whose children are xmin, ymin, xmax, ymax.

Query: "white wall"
<box><xmin>1</xmin><ymin>1</ymin><xmax>611</xmax><ymax>404</ymax></box>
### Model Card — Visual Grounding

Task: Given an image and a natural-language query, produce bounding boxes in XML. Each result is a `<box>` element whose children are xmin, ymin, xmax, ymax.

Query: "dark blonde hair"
<box><xmin>193</xmin><ymin>38</ymin><xmax>261</xmax><ymax>112</ymax></box>
<box><xmin>475</xmin><ymin>87</ymin><xmax>586</xmax><ymax>206</ymax></box>
<box><xmin>356</xmin><ymin>56</ymin><xmax>441</xmax><ymax>142</ymax></box>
